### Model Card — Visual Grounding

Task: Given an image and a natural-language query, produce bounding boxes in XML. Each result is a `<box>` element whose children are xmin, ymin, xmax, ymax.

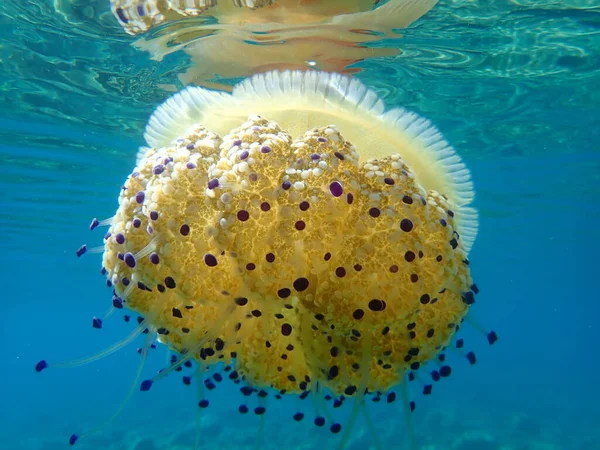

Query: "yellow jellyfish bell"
<box><xmin>37</xmin><ymin>69</ymin><xmax>496</xmax><ymax>449</ymax></box>
<box><xmin>117</xmin><ymin>67</ymin><xmax>480</xmax><ymax>411</ymax></box>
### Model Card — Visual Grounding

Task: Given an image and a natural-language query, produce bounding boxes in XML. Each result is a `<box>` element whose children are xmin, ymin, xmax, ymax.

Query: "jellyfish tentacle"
<box><xmin>35</xmin><ymin>321</ymin><xmax>148</xmax><ymax>372</ymax></box>
<box><xmin>145</xmin><ymin>303</ymin><xmax>236</xmax><ymax>386</ymax></box>
<box><xmin>464</xmin><ymin>315</ymin><xmax>499</xmax><ymax>346</ymax></box>
<box><xmin>194</xmin><ymin>365</ymin><xmax>207</xmax><ymax>450</ymax></box>
<box><xmin>400</xmin><ymin>378</ymin><xmax>418</xmax><ymax>450</ymax></box>
<box><xmin>68</xmin><ymin>328</ymin><xmax>156</xmax><ymax>445</ymax></box>
<box><xmin>335</xmin><ymin>331</ymin><xmax>372</xmax><ymax>450</ymax></box>
<box><xmin>254</xmin><ymin>394</ymin><xmax>267</xmax><ymax>450</ymax></box>
<box><xmin>361</xmin><ymin>403</ymin><xmax>383</xmax><ymax>450</ymax></box>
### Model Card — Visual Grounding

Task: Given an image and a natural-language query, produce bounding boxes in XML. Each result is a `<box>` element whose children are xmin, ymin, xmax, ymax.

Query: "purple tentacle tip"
<box><xmin>35</xmin><ymin>360</ymin><xmax>48</xmax><ymax>373</ymax></box>
<box><xmin>140</xmin><ymin>379</ymin><xmax>153</xmax><ymax>391</ymax></box>
<box><xmin>112</xmin><ymin>296</ymin><xmax>123</xmax><ymax>309</ymax></box>
<box><xmin>92</xmin><ymin>317</ymin><xmax>103</xmax><ymax>329</ymax></box>
<box><xmin>89</xmin><ymin>218</ymin><xmax>99</xmax><ymax>231</ymax></box>
<box><xmin>69</xmin><ymin>434</ymin><xmax>78</xmax><ymax>445</ymax></box>
<box><xmin>76</xmin><ymin>245</ymin><xmax>87</xmax><ymax>258</ymax></box>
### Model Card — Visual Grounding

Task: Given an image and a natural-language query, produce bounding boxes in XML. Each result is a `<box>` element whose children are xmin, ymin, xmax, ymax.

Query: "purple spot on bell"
<box><xmin>232</xmin><ymin>139</ymin><xmax>242</xmax><ymax>147</ymax></box>
<box><xmin>140</xmin><ymin>379</ymin><xmax>153</xmax><ymax>391</ymax></box>
<box><xmin>92</xmin><ymin>317</ymin><xmax>102</xmax><ymax>329</ymax></box>
<box><xmin>207</xmin><ymin>179</ymin><xmax>219</xmax><ymax>190</ymax></box>
<box><xmin>329</xmin><ymin>181</ymin><xmax>343</xmax><ymax>197</ymax></box>
<box><xmin>76</xmin><ymin>245</ymin><xmax>87</xmax><ymax>258</ymax></box>
<box><xmin>318</xmin><ymin>137</ymin><xmax>327</xmax><ymax>143</ymax></box>
<box><xmin>124</xmin><ymin>252</ymin><xmax>136</xmax><ymax>268</ymax></box>
<box><xmin>149</xmin><ymin>253</ymin><xmax>160</xmax><ymax>265</ymax></box>
<box><xmin>186</xmin><ymin>143</ymin><xmax>195</xmax><ymax>150</ymax></box>
<box><xmin>89</xmin><ymin>218</ymin><xmax>99</xmax><ymax>231</ymax></box>
<box><xmin>239</xmin><ymin>150</ymin><xmax>249</xmax><ymax>160</ymax></box>
<box><xmin>282</xmin><ymin>181</ymin><xmax>291</xmax><ymax>190</ymax></box>
<box><xmin>260</xmin><ymin>145</ymin><xmax>271</xmax><ymax>154</ymax></box>
<box><xmin>150</xmin><ymin>211</ymin><xmax>159</xmax><ymax>221</ymax></box>
<box><xmin>146</xmin><ymin>225</ymin><xmax>153</xmax><ymax>234</ymax></box>
<box><xmin>132</xmin><ymin>218</ymin><xmax>141</xmax><ymax>228</ymax></box>
<box><xmin>131</xmin><ymin>171</ymin><xmax>139</xmax><ymax>178</ymax></box>
<box><xmin>135</xmin><ymin>191</ymin><xmax>145</xmax><ymax>204</ymax></box>
<box><xmin>310</xmin><ymin>153</ymin><xmax>320</xmax><ymax>160</ymax></box>
<box><xmin>69</xmin><ymin>434</ymin><xmax>78</xmax><ymax>446</ymax></box>
<box><xmin>122</xmin><ymin>277</ymin><xmax>130</xmax><ymax>286</ymax></box>
<box><xmin>237</xmin><ymin>210</ymin><xmax>250</xmax><ymax>222</ymax></box>
<box><xmin>117</xmin><ymin>252</ymin><xmax>124</xmax><ymax>261</ymax></box>
<box><xmin>180</xmin><ymin>224</ymin><xmax>190</xmax><ymax>236</ymax></box>
<box><xmin>186</xmin><ymin>162</ymin><xmax>196</xmax><ymax>169</ymax></box>
<box><xmin>153</xmin><ymin>164</ymin><xmax>165</xmax><ymax>175</ymax></box>
<box><xmin>115</xmin><ymin>233</ymin><xmax>125</xmax><ymax>245</ymax></box>
<box><xmin>35</xmin><ymin>360</ymin><xmax>48</xmax><ymax>373</ymax></box>
<box><xmin>204</xmin><ymin>253</ymin><xmax>218</xmax><ymax>267</ymax></box>
<box><xmin>136</xmin><ymin>3</ymin><xmax>145</xmax><ymax>16</ymax></box>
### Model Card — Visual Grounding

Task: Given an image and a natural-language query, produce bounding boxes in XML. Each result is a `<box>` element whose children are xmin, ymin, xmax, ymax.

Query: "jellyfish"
<box><xmin>109</xmin><ymin>0</ymin><xmax>438</xmax><ymax>90</ymax></box>
<box><xmin>36</xmin><ymin>70</ymin><xmax>497</xmax><ymax>448</ymax></box>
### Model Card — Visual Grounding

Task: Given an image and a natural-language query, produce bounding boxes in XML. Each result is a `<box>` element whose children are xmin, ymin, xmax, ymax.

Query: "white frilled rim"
<box><xmin>143</xmin><ymin>70</ymin><xmax>479</xmax><ymax>253</ymax></box>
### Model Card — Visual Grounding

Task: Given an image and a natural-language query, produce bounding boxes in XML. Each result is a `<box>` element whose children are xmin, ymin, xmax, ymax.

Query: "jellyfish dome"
<box><xmin>108</xmin><ymin>69</ymin><xmax>481</xmax><ymax>398</ymax></box>
<box><xmin>38</xmin><ymin>70</ymin><xmax>497</xmax><ymax>448</ymax></box>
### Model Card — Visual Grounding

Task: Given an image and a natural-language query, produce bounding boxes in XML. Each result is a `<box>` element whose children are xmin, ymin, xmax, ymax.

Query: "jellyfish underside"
<box><xmin>37</xmin><ymin>70</ymin><xmax>494</xmax><ymax>449</ymax></box>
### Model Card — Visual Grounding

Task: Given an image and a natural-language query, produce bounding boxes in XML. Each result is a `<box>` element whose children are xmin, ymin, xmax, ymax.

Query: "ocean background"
<box><xmin>1</xmin><ymin>1</ymin><xmax>599</xmax><ymax>449</ymax></box>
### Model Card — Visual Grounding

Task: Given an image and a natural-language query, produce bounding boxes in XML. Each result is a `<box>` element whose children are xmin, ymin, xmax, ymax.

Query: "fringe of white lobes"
<box><xmin>143</xmin><ymin>70</ymin><xmax>479</xmax><ymax>253</ymax></box>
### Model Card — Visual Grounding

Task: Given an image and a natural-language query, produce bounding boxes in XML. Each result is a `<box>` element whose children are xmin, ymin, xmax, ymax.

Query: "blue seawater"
<box><xmin>1</xmin><ymin>1</ymin><xmax>598</xmax><ymax>450</ymax></box>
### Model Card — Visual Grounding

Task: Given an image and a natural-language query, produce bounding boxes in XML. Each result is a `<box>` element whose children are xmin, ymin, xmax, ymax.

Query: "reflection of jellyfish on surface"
<box><xmin>36</xmin><ymin>69</ymin><xmax>497</xmax><ymax>448</ymax></box>
<box><xmin>108</xmin><ymin>0</ymin><xmax>438</xmax><ymax>90</ymax></box>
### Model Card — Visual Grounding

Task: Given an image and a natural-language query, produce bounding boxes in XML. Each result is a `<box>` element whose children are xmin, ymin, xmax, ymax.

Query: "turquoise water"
<box><xmin>1</xmin><ymin>1</ymin><xmax>599</xmax><ymax>449</ymax></box>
